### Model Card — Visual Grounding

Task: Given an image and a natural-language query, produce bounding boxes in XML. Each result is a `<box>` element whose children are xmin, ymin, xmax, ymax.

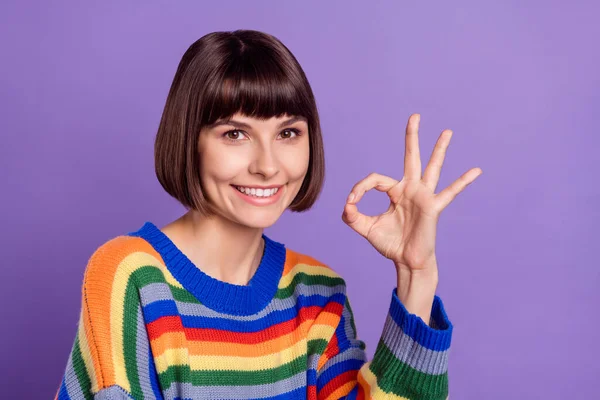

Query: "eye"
<box><xmin>223</xmin><ymin>129</ymin><xmax>247</xmax><ymax>142</ymax></box>
<box><xmin>222</xmin><ymin>128</ymin><xmax>302</xmax><ymax>143</ymax></box>
<box><xmin>278</xmin><ymin>128</ymin><xmax>302</xmax><ymax>140</ymax></box>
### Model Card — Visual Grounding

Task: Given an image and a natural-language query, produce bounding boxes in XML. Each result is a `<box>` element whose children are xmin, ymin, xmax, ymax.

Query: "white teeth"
<box><xmin>235</xmin><ymin>186</ymin><xmax>279</xmax><ymax>198</ymax></box>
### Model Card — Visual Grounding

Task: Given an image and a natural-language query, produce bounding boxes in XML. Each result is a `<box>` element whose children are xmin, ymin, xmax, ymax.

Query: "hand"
<box><xmin>341</xmin><ymin>113</ymin><xmax>482</xmax><ymax>274</ymax></box>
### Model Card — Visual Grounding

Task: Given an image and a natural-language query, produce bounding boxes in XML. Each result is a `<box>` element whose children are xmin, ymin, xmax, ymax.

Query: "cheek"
<box><xmin>281</xmin><ymin>143</ymin><xmax>310</xmax><ymax>182</ymax></box>
<box><xmin>200</xmin><ymin>146</ymin><xmax>247</xmax><ymax>182</ymax></box>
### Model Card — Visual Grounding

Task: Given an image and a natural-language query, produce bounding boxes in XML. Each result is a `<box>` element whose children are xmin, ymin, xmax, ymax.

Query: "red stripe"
<box><xmin>319</xmin><ymin>370</ymin><xmax>358</xmax><ymax>399</ymax></box>
<box><xmin>146</xmin><ymin>304</ymin><xmax>340</xmax><ymax>343</ymax></box>
<box><xmin>323</xmin><ymin>328</ymin><xmax>340</xmax><ymax>359</ymax></box>
<box><xmin>356</xmin><ymin>383</ymin><xmax>366</xmax><ymax>400</ymax></box>
<box><xmin>307</xmin><ymin>384</ymin><xmax>317</xmax><ymax>400</ymax></box>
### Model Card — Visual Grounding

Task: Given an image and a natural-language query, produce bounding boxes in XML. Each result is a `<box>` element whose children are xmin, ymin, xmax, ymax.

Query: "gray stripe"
<box><xmin>306</xmin><ymin>353</ymin><xmax>320</xmax><ymax>372</ymax></box>
<box><xmin>318</xmin><ymin>295</ymin><xmax>449</xmax><ymax>377</ymax></box>
<box><xmin>135</xmin><ymin>304</ymin><xmax>157</xmax><ymax>399</ymax></box>
<box><xmin>316</xmin><ymin>343</ymin><xmax>367</xmax><ymax>380</ymax></box>
<box><xmin>380</xmin><ymin>313</ymin><xmax>449</xmax><ymax>375</ymax></box>
<box><xmin>94</xmin><ymin>385</ymin><xmax>135</xmax><ymax>399</ymax></box>
<box><xmin>161</xmin><ymin>370</ymin><xmax>307</xmax><ymax>399</ymax></box>
<box><xmin>64</xmin><ymin>338</ymin><xmax>86</xmax><ymax>399</ymax></box>
<box><xmin>341</xmin><ymin>300</ymin><xmax>355</xmax><ymax>341</ymax></box>
<box><xmin>140</xmin><ymin>282</ymin><xmax>346</xmax><ymax>321</ymax></box>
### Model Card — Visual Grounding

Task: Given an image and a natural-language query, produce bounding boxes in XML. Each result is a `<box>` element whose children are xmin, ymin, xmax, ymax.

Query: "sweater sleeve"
<box><xmin>316</xmin><ymin>287</ymin><xmax>453</xmax><ymax>400</ymax></box>
<box><xmin>54</xmin><ymin>242</ymin><xmax>163</xmax><ymax>400</ymax></box>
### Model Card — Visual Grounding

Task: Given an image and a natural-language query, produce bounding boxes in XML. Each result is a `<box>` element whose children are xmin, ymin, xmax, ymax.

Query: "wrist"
<box><xmin>394</xmin><ymin>260</ymin><xmax>439</xmax><ymax>324</ymax></box>
<box><xmin>395</xmin><ymin>258</ymin><xmax>439</xmax><ymax>287</ymax></box>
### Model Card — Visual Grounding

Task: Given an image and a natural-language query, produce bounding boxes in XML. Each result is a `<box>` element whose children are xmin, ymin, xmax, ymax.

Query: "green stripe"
<box><xmin>275</xmin><ymin>272</ymin><xmax>345</xmax><ymax>299</ymax></box>
<box><xmin>132</xmin><ymin>265</ymin><xmax>202</xmax><ymax>304</ymax></box>
<box><xmin>72</xmin><ymin>335</ymin><xmax>93</xmax><ymax>400</ymax></box>
<box><xmin>307</xmin><ymin>338</ymin><xmax>329</xmax><ymax>356</ymax></box>
<box><xmin>158</xmin><ymin>354</ymin><xmax>307</xmax><ymax>388</ymax></box>
<box><xmin>171</xmin><ymin>284</ymin><xmax>202</xmax><ymax>303</ymax></box>
<box><xmin>123</xmin><ymin>276</ymin><xmax>143</xmax><ymax>397</ymax></box>
<box><xmin>370</xmin><ymin>339</ymin><xmax>448</xmax><ymax>400</ymax></box>
<box><xmin>133</xmin><ymin>266</ymin><xmax>168</xmax><ymax>288</ymax></box>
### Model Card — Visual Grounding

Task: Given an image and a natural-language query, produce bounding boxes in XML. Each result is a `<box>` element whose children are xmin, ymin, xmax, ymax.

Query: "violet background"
<box><xmin>1</xmin><ymin>1</ymin><xmax>598</xmax><ymax>398</ymax></box>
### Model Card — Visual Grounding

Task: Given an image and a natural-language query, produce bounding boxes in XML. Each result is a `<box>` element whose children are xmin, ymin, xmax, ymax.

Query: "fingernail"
<box><xmin>347</xmin><ymin>193</ymin><xmax>355</xmax><ymax>203</ymax></box>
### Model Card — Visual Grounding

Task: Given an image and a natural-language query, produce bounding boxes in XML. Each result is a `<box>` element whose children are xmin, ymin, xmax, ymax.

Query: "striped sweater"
<box><xmin>55</xmin><ymin>221</ymin><xmax>453</xmax><ymax>400</ymax></box>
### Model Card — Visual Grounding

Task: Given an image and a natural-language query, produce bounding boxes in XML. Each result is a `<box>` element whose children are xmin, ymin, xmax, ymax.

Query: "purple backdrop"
<box><xmin>1</xmin><ymin>1</ymin><xmax>598</xmax><ymax>398</ymax></box>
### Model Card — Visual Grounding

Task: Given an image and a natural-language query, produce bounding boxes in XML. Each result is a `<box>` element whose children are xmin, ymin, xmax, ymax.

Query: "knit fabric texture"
<box><xmin>54</xmin><ymin>221</ymin><xmax>453</xmax><ymax>400</ymax></box>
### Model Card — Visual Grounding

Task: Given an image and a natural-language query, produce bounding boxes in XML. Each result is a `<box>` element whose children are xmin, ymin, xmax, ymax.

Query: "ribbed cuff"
<box><xmin>367</xmin><ymin>288</ymin><xmax>452</xmax><ymax>399</ymax></box>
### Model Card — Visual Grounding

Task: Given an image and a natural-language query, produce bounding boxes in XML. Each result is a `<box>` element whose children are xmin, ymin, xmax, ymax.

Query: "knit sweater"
<box><xmin>55</xmin><ymin>221</ymin><xmax>453</xmax><ymax>400</ymax></box>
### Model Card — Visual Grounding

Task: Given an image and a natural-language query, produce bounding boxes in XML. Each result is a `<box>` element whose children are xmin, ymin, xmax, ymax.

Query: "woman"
<box><xmin>55</xmin><ymin>29</ymin><xmax>482</xmax><ymax>400</ymax></box>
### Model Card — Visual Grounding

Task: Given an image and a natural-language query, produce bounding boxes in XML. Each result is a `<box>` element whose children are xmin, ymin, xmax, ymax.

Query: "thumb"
<box><xmin>342</xmin><ymin>202</ymin><xmax>371</xmax><ymax>238</ymax></box>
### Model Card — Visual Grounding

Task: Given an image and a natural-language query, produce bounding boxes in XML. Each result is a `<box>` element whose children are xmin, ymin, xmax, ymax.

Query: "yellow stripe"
<box><xmin>153</xmin><ymin>335</ymin><xmax>311</xmax><ymax>373</ymax></box>
<box><xmin>279</xmin><ymin>263</ymin><xmax>342</xmax><ymax>288</ymax></box>
<box><xmin>359</xmin><ymin>362</ymin><xmax>410</xmax><ymax>400</ymax></box>
<box><xmin>76</xmin><ymin>309</ymin><xmax>98</xmax><ymax>392</ymax></box>
<box><xmin>307</xmin><ymin>320</ymin><xmax>337</xmax><ymax>342</ymax></box>
<box><xmin>109</xmin><ymin>251</ymin><xmax>172</xmax><ymax>392</ymax></box>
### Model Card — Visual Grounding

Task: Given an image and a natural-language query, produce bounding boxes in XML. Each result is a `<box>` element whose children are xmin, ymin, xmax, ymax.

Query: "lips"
<box><xmin>233</xmin><ymin>185</ymin><xmax>279</xmax><ymax>198</ymax></box>
<box><xmin>231</xmin><ymin>184</ymin><xmax>285</xmax><ymax>206</ymax></box>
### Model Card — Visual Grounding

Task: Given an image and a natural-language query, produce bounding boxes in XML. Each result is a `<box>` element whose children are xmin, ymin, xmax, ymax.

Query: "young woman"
<box><xmin>55</xmin><ymin>30</ymin><xmax>482</xmax><ymax>400</ymax></box>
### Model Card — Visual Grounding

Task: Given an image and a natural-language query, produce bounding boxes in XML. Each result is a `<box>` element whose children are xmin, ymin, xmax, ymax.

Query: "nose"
<box><xmin>249</xmin><ymin>143</ymin><xmax>280</xmax><ymax>179</ymax></box>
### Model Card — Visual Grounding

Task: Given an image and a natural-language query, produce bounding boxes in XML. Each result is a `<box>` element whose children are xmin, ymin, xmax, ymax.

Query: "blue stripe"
<box><xmin>347</xmin><ymin>385</ymin><xmax>359</xmax><ymax>400</ymax></box>
<box><xmin>143</xmin><ymin>293</ymin><xmax>345</xmax><ymax>332</ymax></box>
<box><xmin>148</xmin><ymin>346</ymin><xmax>163</xmax><ymax>399</ymax></box>
<box><xmin>389</xmin><ymin>289</ymin><xmax>452</xmax><ymax>351</ymax></box>
<box><xmin>56</xmin><ymin>377</ymin><xmax>70</xmax><ymax>400</ymax></box>
<box><xmin>318</xmin><ymin>358</ymin><xmax>364</xmax><ymax>390</ymax></box>
<box><xmin>306</xmin><ymin>367</ymin><xmax>317</xmax><ymax>386</ymax></box>
<box><xmin>337</xmin><ymin>312</ymin><xmax>350</xmax><ymax>344</ymax></box>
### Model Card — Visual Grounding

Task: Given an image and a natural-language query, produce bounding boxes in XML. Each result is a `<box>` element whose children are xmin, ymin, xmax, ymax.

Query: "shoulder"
<box><xmin>83</xmin><ymin>234</ymin><xmax>164</xmax><ymax>289</ymax></box>
<box><xmin>284</xmin><ymin>248</ymin><xmax>344</xmax><ymax>280</ymax></box>
<box><xmin>281</xmin><ymin>247</ymin><xmax>347</xmax><ymax>296</ymax></box>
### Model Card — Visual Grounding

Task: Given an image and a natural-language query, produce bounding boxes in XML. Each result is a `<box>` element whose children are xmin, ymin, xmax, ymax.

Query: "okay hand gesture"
<box><xmin>342</xmin><ymin>114</ymin><xmax>482</xmax><ymax>274</ymax></box>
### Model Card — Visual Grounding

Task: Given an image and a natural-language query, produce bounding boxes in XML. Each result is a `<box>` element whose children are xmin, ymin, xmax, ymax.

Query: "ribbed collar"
<box><xmin>127</xmin><ymin>221</ymin><xmax>286</xmax><ymax>316</ymax></box>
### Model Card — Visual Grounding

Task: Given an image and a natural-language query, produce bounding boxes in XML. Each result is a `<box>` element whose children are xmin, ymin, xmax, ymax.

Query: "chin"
<box><xmin>233</xmin><ymin>211</ymin><xmax>282</xmax><ymax>229</ymax></box>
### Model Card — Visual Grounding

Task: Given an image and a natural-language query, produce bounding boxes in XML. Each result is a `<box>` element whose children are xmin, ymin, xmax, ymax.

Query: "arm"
<box><xmin>54</xmin><ymin>240</ymin><xmax>162</xmax><ymax>399</ymax></box>
<box><xmin>316</xmin><ymin>284</ymin><xmax>452</xmax><ymax>400</ymax></box>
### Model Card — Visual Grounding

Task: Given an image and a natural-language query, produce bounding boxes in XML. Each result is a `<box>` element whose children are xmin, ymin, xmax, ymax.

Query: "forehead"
<box><xmin>210</xmin><ymin>113</ymin><xmax>308</xmax><ymax>129</ymax></box>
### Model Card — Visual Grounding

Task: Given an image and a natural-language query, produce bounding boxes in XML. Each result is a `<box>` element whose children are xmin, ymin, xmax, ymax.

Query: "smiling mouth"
<box><xmin>232</xmin><ymin>185</ymin><xmax>281</xmax><ymax>198</ymax></box>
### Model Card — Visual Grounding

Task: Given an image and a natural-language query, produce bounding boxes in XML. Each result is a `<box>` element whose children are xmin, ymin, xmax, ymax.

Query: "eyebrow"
<box><xmin>208</xmin><ymin>116</ymin><xmax>307</xmax><ymax>129</ymax></box>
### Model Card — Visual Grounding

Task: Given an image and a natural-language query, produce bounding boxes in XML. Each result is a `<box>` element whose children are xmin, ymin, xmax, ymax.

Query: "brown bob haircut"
<box><xmin>154</xmin><ymin>30</ymin><xmax>325</xmax><ymax>216</ymax></box>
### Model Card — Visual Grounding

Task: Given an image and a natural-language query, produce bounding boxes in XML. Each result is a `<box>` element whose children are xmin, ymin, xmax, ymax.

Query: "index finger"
<box><xmin>347</xmin><ymin>172</ymin><xmax>399</xmax><ymax>204</ymax></box>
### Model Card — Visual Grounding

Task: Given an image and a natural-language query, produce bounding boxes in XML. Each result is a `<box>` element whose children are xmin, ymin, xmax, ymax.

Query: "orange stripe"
<box><xmin>149</xmin><ymin>306</ymin><xmax>342</xmax><ymax>357</ymax></box>
<box><xmin>357</xmin><ymin>366</ymin><xmax>372</xmax><ymax>398</ymax></box>
<box><xmin>281</xmin><ymin>249</ymin><xmax>297</xmax><ymax>276</ymax></box>
<box><xmin>326</xmin><ymin>380</ymin><xmax>356</xmax><ymax>400</ymax></box>
<box><xmin>151</xmin><ymin>317</ymin><xmax>320</xmax><ymax>357</ymax></box>
<box><xmin>319</xmin><ymin>370</ymin><xmax>358</xmax><ymax>399</ymax></box>
<box><xmin>282</xmin><ymin>249</ymin><xmax>336</xmax><ymax>277</ymax></box>
<box><xmin>81</xmin><ymin>235</ymin><xmax>163</xmax><ymax>388</ymax></box>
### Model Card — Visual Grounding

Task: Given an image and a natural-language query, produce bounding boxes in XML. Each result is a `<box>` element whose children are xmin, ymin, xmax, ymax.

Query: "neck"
<box><xmin>161</xmin><ymin>210</ymin><xmax>265</xmax><ymax>285</ymax></box>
